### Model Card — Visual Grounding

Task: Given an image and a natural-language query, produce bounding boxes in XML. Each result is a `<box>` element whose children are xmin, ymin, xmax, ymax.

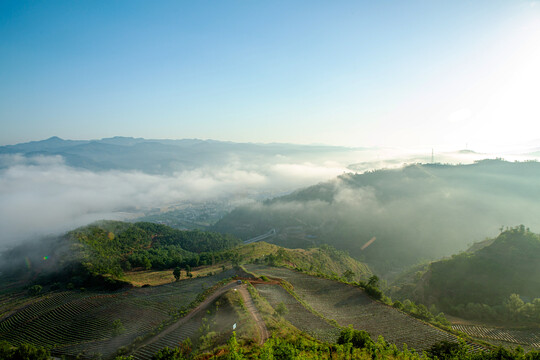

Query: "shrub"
<box><xmin>27</xmin><ymin>285</ymin><xmax>42</xmax><ymax>296</ymax></box>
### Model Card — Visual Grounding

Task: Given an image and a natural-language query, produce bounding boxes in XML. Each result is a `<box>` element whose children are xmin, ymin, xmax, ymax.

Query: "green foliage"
<box><xmin>261</xmin><ymin>243</ymin><xmax>372</xmax><ymax>281</ymax></box>
<box><xmin>342</xmin><ymin>269</ymin><xmax>355</xmax><ymax>282</ymax></box>
<box><xmin>27</xmin><ymin>285</ymin><xmax>42</xmax><ymax>296</ymax></box>
<box><xmin>146</xmin><ymin>326</ymin><xmax>540</xmax><ymax>360</ymax></box>
<box><xmin>428</xmin><ymin>340</ymin><xmax>468</xmax><ymax>360</ymax></box>
<box><xmin>275</xmin><ymin>302</ymin><xmax>289</xmax><ymax>316</ymax></box>
<box><xmin>112</xmin><ymin>319</ymin><xmax>126</xmax><ymax>336</ymax></box>
<box><xmin>337</xmin><ymin>325</ymin><xmax>374</xmax><ymax>350</ymax></box>
<box><xmin>214</xmin><ymin>160</ymin><xmax>540</xmax><ymax>276</ymax></box>
<box><xmin>0</xmin><ymin>341</ymin><xmax>50</xmax><ymax>360</ymax></box>
<box><xmin>367</xmin><ymin>275</ymin><xmax>379</xmax><ymax>287</ymax></box>
<box><xmin>151</xmin><ymin>347</ymin><xmax>188</xmax><ymax>360</ymax></box>
<box><xmin>173</xmin><ymin>266</ymin><xmax>182</xmax><ymax>281</ymax></box>
<box><xmin>225</xmin><ymin>331</ymin><xmax>244</xmax><ymax>360</ymax></box>
<box><xmin>1</xmin><ymin>220</ymin><xmax>242</xmax><ymax>289</ymax></box>
<box><xmin>401</xmin><ymin>226</ymin><xmax>540</xmax><ymax>324</ymax></box>
<box><xmin>363</xmin><ymin>283</ymin><xmax>383</xmax><ymax>300</ymax></box>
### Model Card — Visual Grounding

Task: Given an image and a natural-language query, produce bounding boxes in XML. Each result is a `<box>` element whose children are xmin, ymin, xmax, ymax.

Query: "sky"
<box><xmin>1</xmin><ymin>0</ymin><xmax>540</xmax><ymax>150</ymax></box>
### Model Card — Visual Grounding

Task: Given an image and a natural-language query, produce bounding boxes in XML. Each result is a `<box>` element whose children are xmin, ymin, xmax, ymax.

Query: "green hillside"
<box><xmin>237</xmin><ymin>242</ymin><xmax>372</xmax><ymax>281</ymax></box>
<box><xmin>0</xmin><ymin>221</ymin><xmax>241</xmax><ymax>289</ymax></box>
<box><xmin>213</xmin><ymin>160</ymin><xmax>540</xmax><ymax>276</ymax></box>
<box><xmin>392</xmin><ymin>226</ymin><xmax>540</xmax><ymax>324</ymax></box>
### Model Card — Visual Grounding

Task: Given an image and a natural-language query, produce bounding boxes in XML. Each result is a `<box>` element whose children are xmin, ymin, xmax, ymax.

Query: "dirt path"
<box><xmin>238</xmin><ymin>284</ymin><xmax>269</xmax><ymax>345</ymax></box>
<box><xmin>131</xmin><ymin>281</ymin><xmax>237</xmax><ymax>353</ymax></box>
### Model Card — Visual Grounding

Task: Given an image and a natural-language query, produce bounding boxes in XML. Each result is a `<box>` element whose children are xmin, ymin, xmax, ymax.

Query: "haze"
<box><xmin>2</xmin><ymin>1</ymin><xmax>540</xmax><ymax>246</ymax></box>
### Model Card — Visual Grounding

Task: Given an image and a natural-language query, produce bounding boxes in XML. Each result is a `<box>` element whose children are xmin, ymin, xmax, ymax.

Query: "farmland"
<box><xmin>131</xmin><ymin>285</ymin><xmax>244</xmax><ymax>360</ymax></box>
<box><xmin>0</xmin><ymin>269</ymin><xmax>235</xmax><ymax>359</ymax></box>
<box><xmin>452</xmin><ymin>325</ymin><xmax>540</xmax><ymax>350</ymax></box>
<box><xmin>255</xmin><ymin>283</ymin><xmax>340</xmax><ymax>343</ymax></box>
<box><xmin>247</xmin><ymin>265</ymin><xmax>479</xmax><ymax>352</ymax></box>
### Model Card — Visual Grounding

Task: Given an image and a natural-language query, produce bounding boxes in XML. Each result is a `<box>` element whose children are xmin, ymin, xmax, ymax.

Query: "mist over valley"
<box><xmin>3</xmin><ymin>1</ymin><xmax>540</xmax><ymax>358</ymax></box>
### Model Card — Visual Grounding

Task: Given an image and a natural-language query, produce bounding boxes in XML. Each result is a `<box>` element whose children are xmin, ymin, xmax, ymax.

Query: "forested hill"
<box><xmin>213</xmin><ymin>159</ymin><xmax>540</xmax><ymax>276</ymax></box>
<box><xmin>0</xmin><ymin>221</ymin><xmax>241</xmax><ymax>288</ymax></box>
<box><xmin>392</xmin><ymin>226</ymin><xmax>540</xmax><ymax>324</ymax></box>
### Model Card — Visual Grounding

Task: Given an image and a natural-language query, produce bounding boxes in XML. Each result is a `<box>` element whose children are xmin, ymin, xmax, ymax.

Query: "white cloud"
<box><xmin>0</xmin><ymin>154</ymin><xmax>348</xmax><ymax>245</ymax></box>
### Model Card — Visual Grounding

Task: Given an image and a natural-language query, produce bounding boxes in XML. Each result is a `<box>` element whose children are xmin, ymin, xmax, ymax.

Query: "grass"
<box><xmin>123</xmin><ymin>264</ymin><xmax>231</xmax><ymax>287</ymax></box>
<box><xmin>122</xmin><ymin>241</ymin><xmax>371</xmax><ymax>287</ymax></box>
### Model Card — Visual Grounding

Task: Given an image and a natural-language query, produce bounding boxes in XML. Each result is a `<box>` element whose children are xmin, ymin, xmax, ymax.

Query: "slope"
<box><xmin>214</xmin><ymin>160</ymin><xmax>540</xmax><ymax>276</ymax></box>
<box><xmin>392</xmin><ymin>226</ymin><xmax>540</xmax><ymax>324</ymax></box>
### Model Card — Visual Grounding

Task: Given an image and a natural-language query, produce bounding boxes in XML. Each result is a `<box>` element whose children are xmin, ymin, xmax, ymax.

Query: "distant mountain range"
<box><xmin>0</xmin><ymin>136</ymin><xmax>358</xmax><ymax>174</ymax></box>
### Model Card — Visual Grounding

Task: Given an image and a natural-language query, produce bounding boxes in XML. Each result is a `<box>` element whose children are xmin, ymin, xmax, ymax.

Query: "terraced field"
<box><xmin>131</xmin><ymin>282</ymin><xmax>244</xmax><ymax>359</ymax></box>
<box><xmin>132</xmin><ymin>319</ymin><xmax>202</xmax><ymax>360</ymax></box>
<box><xmin>255</xmin><ymin>284</ymin><xmax>340</xmax><ymax>343</ymax></box>
<box><xmin>247</xmin><ymin>265</ymin><xmax>475</xmax><ymax>352</ymax></box>
<box><xmin>0</xmin><ymin>269</ymin><xmax>235</xmax><ymax>359</ymax></box>
<box><xmin>453</xmin><ymin>325</ymin><xmax>540</xmax><ymax>349</ymax></box>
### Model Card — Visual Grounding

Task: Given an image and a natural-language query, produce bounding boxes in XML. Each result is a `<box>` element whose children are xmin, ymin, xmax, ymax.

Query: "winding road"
<box><xmin>130</xmin><ymin>280</ymin><xmax>269</xmax><ymax>358</ymax></box>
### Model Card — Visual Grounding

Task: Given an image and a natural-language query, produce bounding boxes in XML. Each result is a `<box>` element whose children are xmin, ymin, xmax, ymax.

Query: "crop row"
<box><xmin>255</xmin><ymin>284</ymin><xmax>340</xmax><ymax>343</ymax></box>
<box><xmin>453</xmin><ymin>325</ymin><xmax>540</xmax><ymax>348</ymax></box>
<box><xmin>0</xmin><ymin>291</ymin><xmax>82</xmax><ymax>335</ymax></box>
<box><xmin>131</xmin><ymin>321</ymin><xmax>201</xmax><ymax>360</ymax></box>
<box><xmin>246</xmin><ymin>265</ymin><xmax>479</xmax><ymax>352</ymax></box>
<box><xmin>0</xmin><ymin>271</ymin><xmax>236</xmax><ymax>359</ymax></box>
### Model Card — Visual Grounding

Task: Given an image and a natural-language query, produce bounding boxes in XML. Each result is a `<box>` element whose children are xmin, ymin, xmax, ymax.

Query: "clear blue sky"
<box><xmin>1</xmin><ymin>1</ymin><xmax>539</xmax><ymax>149</ymax></box>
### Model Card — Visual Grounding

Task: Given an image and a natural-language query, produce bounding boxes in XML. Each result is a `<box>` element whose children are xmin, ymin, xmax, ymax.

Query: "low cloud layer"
<box><xmin>0</xmin><ymin>154</ymin><xmax>349</xmax><ymax>245</ymax></box>
<box><xmin>1</xmin><ymin>146</ymin><xmax>538</xmax><ymax>249</ymax></box>
<box><xmin>214</xmin><ymin>160</ymin><xmax>540</xmax><ymax>275</ymax></box>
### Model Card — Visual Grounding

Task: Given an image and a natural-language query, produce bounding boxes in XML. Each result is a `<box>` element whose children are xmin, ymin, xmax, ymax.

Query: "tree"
<box><xmin>0</xmin><ymin>341</ymin><xmax>50</xmax><ymax>360</ymax></box>
<box><xmin>367</xmin><ymin>275</ymin><xmax>379</xmax><ymax>287</ymax></box>
<box><xmin>151</xmin><ymin>347</ymin><xmax>187</xmax><ymax>360</ymax></box>
<box><xmin>112</xmin><ymin>319</ymin><xmax>126</xmax><ymax>336</ymax></box>
<box><xmin>28</xmin><ymin>285</ymin><xmax>42</xmax><ymax>296</ymax></box>
<box><xmin>143</xmin><ymin>257</ymin><xmax>152</xmax><ymax>270</ymax></box>
<box><xmin>506</xmin><ymin>294</ymin><xmax>525</xmax><ymax>319</ymax></box>
<box><xmin>173</xmin><ymin>267</ymin><xmax>182</xmax><ymax>282</ymax></box>
<box><xmin>428</xmin><ymin>340</ymin><xmax>467</xmax><ymax>360</ymax></box>
<box><xmin>226</xmin><ymin>332</ymin><xmax>244</xmax><ymax>360</ymax></box>
<box><xmin>342</xmin><ymin>270</ymin><xmax>355</xmax><ymax>282</ymax></box>
<box><xmin>275</xmin><ymin>302</ymin><xmax>288</xmax><ymax>316</ymax></box>
<box><xmin>185</xmin><ymin>265</ymin><xmax>192</xmax><ymax>278</ymax></box>
<box><xmin>337</xmin><ymin>325</ymin><xmax>373</xmax><ymax>350</ymax></box>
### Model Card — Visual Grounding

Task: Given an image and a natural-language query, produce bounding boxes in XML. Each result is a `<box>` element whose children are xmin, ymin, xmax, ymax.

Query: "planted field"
<box><xmin>132</xmin><ymin>288</ymin><xmax>243</xmax><ymax>360</ymax></box>
<box><xmin>452</xmin><ymin>325</ymin><xmax>540</xmax><ymax>348</ymax></box>
<box><xmin>255</xmin><ymin>284</ymin><xmax>340</xmax><ymax>343</ymax></box>
<box><xmin>247</xmin><ymin>265</ymin><xmax>473</xmax><ymax>352</ymax></box>
<box><xmin>0</xmin><ymin>269</ymin><xmax>235</xmax><ymax>359</ymax></box>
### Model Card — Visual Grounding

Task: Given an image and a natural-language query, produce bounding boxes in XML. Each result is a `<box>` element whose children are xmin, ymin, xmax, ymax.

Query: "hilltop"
<box><xmin>0</xmin><ymin>221</ymin><xmax>241</xmax><ymax>290</ymax></box>
<box><xmin>391</xmin><ymin>226</ymin><xmax>540</xmax><ymax>324</ymax></box>
<box><xmin>0</xmin><ymin>221</ymin><xmax>372</xmax><ymax>290</ymax></box>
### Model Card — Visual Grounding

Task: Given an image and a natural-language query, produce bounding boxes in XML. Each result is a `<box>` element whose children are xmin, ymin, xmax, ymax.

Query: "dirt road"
<box><xmin>238</xmin><ymin>284</ymin><xmax>269</xmax><ymax>345</ymax></box>
<box><xmin>131</xmin><ymin>281</ymin><xmax>238</xmax><ymax>355</ymax></box>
